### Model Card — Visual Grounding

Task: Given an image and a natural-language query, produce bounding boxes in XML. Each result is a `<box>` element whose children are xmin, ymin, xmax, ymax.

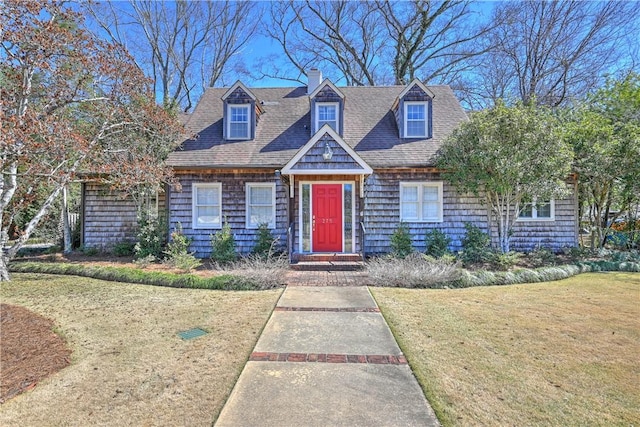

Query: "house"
<box><xmin>81</xmin><ymin>70</ymin><xmax>578</xmax><ymax>258</ymax></box>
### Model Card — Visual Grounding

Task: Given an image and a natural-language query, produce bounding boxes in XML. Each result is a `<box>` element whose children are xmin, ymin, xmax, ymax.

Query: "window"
<box><xmin>404</xmin><ymin>102</ymin><xmax>427</xmax><ymax>138</ymax></box>
<box><xmin>519</xmin><ymin>198</ymin><xmax>554</xmax><ymax>221</ymax></box>
<box><xmin>316</xmin><ymin>102</ymin><xmax>339</xmax><ymax>132</ymax></box>
<box><xmin>192</xmin><ymin>183</ymin><xmax>222</xmax><ymax>229</ymax></box>
<box><xmin>228</xmin><ymin>104</ymin><xmax>250</xmax><ymax>139</ymax></box>
<box><xmin>400</xmin><ymin>182</ymin><xmax>443</xmax><ymax>222</ymax></box>
<box><xmin>246</xmin><ymin>183</ymin><xmax>276</xmax><ymax>229</ymax></box>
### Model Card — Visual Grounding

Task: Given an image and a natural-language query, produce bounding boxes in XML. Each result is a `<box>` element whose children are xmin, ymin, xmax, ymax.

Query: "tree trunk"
<box><xmin>0</xmin><ymin>249</ymin><xmax>10</xmax><ymax>282</ymax></box>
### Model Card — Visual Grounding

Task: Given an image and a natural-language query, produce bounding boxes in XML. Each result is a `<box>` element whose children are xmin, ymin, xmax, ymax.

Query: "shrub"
<box><xmin>164</xmin><ymin>223</ymin><xmax>201</xmax><ymax>272</ymax></box>
<box><xmin>134</xmin><ymin>211</ymin><xmax>167</xmax><ymax>260</ymax></box>
<box><xmin>112</xmin><ymin>241</ymin><xmax>135</xmax><ymax>257</ymax></box>
<box><xmin>460</xmin><ymin>223</ymin><xmax>492</xmax><ymax>264</ymax></box>
<box><xmin>491</xmin><ymin>251</ymin><xmax>522</xmax><ymax>271</ymax></box>
<box><xmin>210</xmin><ymin>221</ymin><xmax>237</xmax><ymax>264</ymax></box>
<box><xmin>425</xmin><ymin>229</ymin><xmax>451</xmax><ymax>258</ymax></box>
<box><xmin>213</xmin><ymin>253</ymin><xmax>288</xmax><ymax>289</ymax></box>
<box><xmin>252</xmin><ymin>223</ymin><xmax>281</xmax><ymax>259</ymax></box>
<box><xmin>367</xmin><ymin>253</ymin><xmax>462</xmax><ymax>288</ymax></box>
<box><xmin>80</xmin><ymin>245</ymin><xmax>99</xmax><ymax>256</ymax></box>
<box><xmin>528</xmin><ymin>246</ymin><xmax>556</xmax><ymax>267</ymax></box>
<box><xmin>390</xmin><ymin>223</ymin><xmax>414</xmax><ymax>259</ymax></box>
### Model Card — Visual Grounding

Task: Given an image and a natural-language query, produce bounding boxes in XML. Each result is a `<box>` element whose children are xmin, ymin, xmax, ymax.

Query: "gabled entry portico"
<box><xmin>281</xmin><ymin>125</ymin><xmax>372</xmax><ymax>255</ymax></box>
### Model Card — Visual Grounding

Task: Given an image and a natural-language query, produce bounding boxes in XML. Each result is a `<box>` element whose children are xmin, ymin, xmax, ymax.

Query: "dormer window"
<box><xmin>228</xmin><ymin>105</ymin><xmax>250</xmax><ymax>139</ymax></box>
<box><xmin>316</xmin><ymin>102</ymin><xmax>339</xmax><ymax>132</ymax></box>
<box><xmin>404</xmin><ymin>102</ymin><xmax>427</xmax><ymax>138</ymax></box>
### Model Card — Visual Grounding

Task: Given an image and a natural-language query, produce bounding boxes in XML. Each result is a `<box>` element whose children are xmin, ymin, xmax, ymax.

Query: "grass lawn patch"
<box><xmin>0</xmin><ymin>273</ymin><xmax>281</xmax><ymax>426</ymax></box>
<box><xmin>371</xmin><ymin>273</ymin><xmax>640</xmax><ymax>426</ymax></box>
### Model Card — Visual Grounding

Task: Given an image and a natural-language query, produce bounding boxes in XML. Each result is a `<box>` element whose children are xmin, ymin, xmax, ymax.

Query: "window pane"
<box><xmin>302</xmin><ymin>184</ymin><xmax>310</xmax><ymax>252</ymax></box>
<box><xmin>249</xmin><ymin>206</ymin><xmax>272</xmax><ymax>226</ymax></box>
<box><xmin>402</xmin><ymin>202</ymin><xmax>418</xmax><ymax>219</ymax></box>
<box><xmin>406</xmin><ymin>120</ymin><xmax>425</xmax><ymax>137</ymax></box>
<box><xmin>423</xmin><ymin>202</ymin><xmax>439</xmax><ymax>219</ymax></box>
<box><xmin>318</xmin><ymin>105</ymin><xmax>336</xmax><ymax>120</ymax></box>
<box><xmin>197</xmin><ymin>187</ymin><xmax>218</xmax><ymax>205</ymax></box>
<box><xmin>230</xmin><ymin>106</ymin><xmax>248</xmax><ymax>122</ymax></box>
<box><xmin>519</xmin><ymin>204</ymin><xmax>533</xmax><ymax>218</ymax></box>
<box><xmin>407</xmin><ymin>104</ymin><xmax>425</xmax><ymax>120</ymax></box>
<box><xmin>318</xmin><ymin>119</ymin><xmax>337</xmax><ymax>130</ymax></box>
<box><xmin>229</xmin><ymin>122</ymin><xmax>248</xmax><ymax>138</ymax></box>
<box><xmin>197</xmin><ymin>206</ymin><xmax>220</xmax><ymax>225</ymax></box>
<box><xmin>423</xmin><ymin>186</ymin><xmax>439</xmax><ymax>201</ymax></box>
<box><xmin>537</xmin><ymin>201</ymin><xmax>551</xmax><ymax>218</ymax></box>
<box><xmin>402</xmin><ymin>186</ymin><xmax>418</xmax><ymax>202</ymax></box>
<box><xmin>250</xmin><ymin>186</ymin><xmax>272</xmax><ymax>205</ymax></box>
<box><xmin>344</xmin><ymin>184</ymin><xmax>352</xmax><ymax>253</ymax></box>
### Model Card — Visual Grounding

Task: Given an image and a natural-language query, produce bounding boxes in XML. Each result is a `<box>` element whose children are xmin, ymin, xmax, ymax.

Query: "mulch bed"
<box><xmin>0</xmin><ymin>304</ymin><xmax>71</xmax><ymax>403</ymax></box>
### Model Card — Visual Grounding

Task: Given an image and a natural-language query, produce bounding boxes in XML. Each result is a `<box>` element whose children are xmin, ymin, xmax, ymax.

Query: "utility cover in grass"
<box><xmin>178</xmin><ymin>328</ymin><xmax>208</xmax><ymax>340</ymax></box>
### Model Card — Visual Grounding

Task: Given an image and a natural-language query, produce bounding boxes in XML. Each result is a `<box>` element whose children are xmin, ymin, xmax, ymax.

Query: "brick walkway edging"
<box><xmin>250</xmin><ymin>352</ymin><xmax>408</xmax><ymax>365</ymax></box>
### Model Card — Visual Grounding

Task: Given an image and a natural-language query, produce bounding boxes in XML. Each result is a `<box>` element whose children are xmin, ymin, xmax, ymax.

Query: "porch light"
<box><xmin>323</xmin><ymin>141</ymin><xmax>333</xmax><ymax>161</ymax></box>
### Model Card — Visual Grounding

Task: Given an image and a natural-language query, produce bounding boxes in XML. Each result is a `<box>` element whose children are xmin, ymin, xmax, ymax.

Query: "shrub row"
<box><xmin>448</xmin><ymin>261</ymin><xmax>639</xmax><ymax>289</ymax></box>
<box><xmin>366</xmin><ymin>256</ymin><xmax>639</xmax><ymax>289</ymax></box>
<box><xmin>8</xmin><ymin>262</ymin><xmax>278</xmax><ymax>291</ymax></box>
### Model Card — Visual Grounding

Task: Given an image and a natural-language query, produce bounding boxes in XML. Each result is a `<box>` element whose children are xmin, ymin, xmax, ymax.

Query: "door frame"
<box><xmin>298</xmin><ymin>180</ymin><xmax>356</xmax><ymax>253</ymax></box>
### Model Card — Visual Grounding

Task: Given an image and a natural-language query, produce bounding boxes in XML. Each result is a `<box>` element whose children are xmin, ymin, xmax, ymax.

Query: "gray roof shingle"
<box><xmin>167</xmin><ymin>84</ymin><xmax>467</xmax><ymax>169</ymax></box>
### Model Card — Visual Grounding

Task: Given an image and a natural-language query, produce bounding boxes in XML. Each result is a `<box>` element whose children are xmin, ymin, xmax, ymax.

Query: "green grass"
<box><xmin>371</xmin><ymin>273</ymin><xmax>640</xmax><ymax>426</ymax></box>
<box><xmin>0</xmin><ymin>273</ymin><xmax>282</xmax><ymax>426</ymax></box>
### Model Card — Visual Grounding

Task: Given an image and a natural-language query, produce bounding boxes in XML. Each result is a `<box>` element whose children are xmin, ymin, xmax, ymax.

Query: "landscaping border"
<box><xmin>8</xmin><ymin>262</ymin><xmax>278</xmax><ymax>290</ymax></box>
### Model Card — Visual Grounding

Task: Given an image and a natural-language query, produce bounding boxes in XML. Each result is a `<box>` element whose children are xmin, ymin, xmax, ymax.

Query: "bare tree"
<box><xmin>86</xmin><ymin>0</ymin><xmax>259</xmax><ymax>112</ymax></box>
<box><xmin>260</xmin><ymin>0</ymin><xmax>386</xmax><ymax>86</ymax></box>
<box><xmin>376</xmin><ymin>0</ymin><xmax>492</xmax><ymax>86</ymax></box>
<box><xmin>480</xmin><ymin>1</ymin><xmax>640</xmax><ymax>106</ymax></box>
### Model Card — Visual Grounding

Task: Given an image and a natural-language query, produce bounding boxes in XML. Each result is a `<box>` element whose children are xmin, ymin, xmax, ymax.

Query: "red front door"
<box><xmin>312</xmin><ymin>184</ymin><xmax>343</xmax><ymax>252</ymax></box>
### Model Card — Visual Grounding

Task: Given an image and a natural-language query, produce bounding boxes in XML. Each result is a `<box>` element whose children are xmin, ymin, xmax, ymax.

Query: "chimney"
<box><xmin>307</xmin><ymin>68</ymin><xmax>322</xmax><ymax>94</ymax></box>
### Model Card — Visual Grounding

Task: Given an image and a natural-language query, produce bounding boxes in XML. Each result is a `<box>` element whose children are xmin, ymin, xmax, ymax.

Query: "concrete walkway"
<box><xmin>214</xmin><ymin>286</ymin><xmax>440</xmax><ymax>427</ymax></box>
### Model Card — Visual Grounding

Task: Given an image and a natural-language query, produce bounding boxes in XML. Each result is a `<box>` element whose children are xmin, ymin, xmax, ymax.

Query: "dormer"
<box><xmin>393</xmin><ymin>79</ymin><xmax>435</xmax><ymax>139</ymax></box>
<box><xmin>309</xmin><ymin>78</ymin><xmax>345</xmax><ymax>136</ymax></box>
<box><xmin>221</xmin><ymin>81</ymin><xmax>263</xmax><ymax>141</ymax></box>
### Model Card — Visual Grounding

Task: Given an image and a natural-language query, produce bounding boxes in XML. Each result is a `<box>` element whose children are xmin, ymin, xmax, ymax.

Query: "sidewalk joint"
<box><xmin>249</xmin><ymin>352</ymin><xmax>407</xmax><ymax>365</ymax></box>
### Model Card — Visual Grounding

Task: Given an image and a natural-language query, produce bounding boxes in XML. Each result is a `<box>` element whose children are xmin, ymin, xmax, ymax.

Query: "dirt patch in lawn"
<box><xmin>0</xmin><ymin>304</ymin><xmax>72</xmax><ymax>403</ymax></box>
<box><xmin>372</xmin><ymin>273</ymin><xmax>640</xmax><ymax>426</ymax></box>
<box><xmin>0</xmin><ymin>273</ymin><xmax>281</xmax><ymax>426</ymax></box>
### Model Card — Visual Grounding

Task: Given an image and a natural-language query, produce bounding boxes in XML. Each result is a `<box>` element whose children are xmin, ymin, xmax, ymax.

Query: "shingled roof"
<box><xmin>167</xmin><ymin>84</ymin><xmax>467</xmax><ymax>169</ymax></box>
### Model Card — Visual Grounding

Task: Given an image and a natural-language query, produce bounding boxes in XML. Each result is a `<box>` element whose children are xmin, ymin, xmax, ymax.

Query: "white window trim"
<box><xmin>227</xmin><ymin>104</ymin><xmax>250</xmax><ymax>140</ymax></box>
<box><xmin>192</xmin><ymin>183</ymin><xmax>222</xmax><ymax>229</ymax></box>
<box><xmin>399</xmin><ymin>181</ymin><xmax>444</xmax><ymax>223</ymax></box>
<box><xmin>246</xmin><ymin>183</ymin><xmax>277</xmax><ymax>229</ymax></box>
<box><xmin>403</xmin><ymin>101</ymin><xmax>428</xmax><ymax>138</ymax></box>
<box><xmin>517</xmin><ymin>198</ymin><xmax>555</xmax><ymax>222</ymax></box>
<box><xmin>315</xmin><ymin>102</ymin><xmax>339</xmax><ymax>133</ymax></box>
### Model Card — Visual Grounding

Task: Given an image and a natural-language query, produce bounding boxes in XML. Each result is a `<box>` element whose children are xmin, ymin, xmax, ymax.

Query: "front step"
<box><xmin>290</xmin><ymin>253</ymin><xmax>365</xmax><ymax>271</ymax></box>
<box><xmin>290</xmin><ymin>261</ymin><xmax>365</xmax><ymax>271</ymax></box>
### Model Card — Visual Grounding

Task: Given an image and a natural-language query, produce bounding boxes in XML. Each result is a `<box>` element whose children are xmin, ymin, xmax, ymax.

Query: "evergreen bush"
<box><xmin>390</xmin><ymin>223</ymin><xmax>414</xmax><ymax>259</ymax></box>
<box><xmin>425</xmin><ymin>229</ymin><xmax>452</xmax><ymax>258</ymax></box>
<box><xmin>460</xmin><ymin>222</ymin><xmax>492</xmax><ymax>264</ymax></box>
<box><xmin>210</xmin><ymin>221</ymin><xmax>237</xmax><ymax>264</ymax></box>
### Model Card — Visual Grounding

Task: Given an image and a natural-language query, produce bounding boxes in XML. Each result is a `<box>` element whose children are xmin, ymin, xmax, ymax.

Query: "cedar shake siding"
<box><xmin>290</xmin><ymin>135</ymin><xmax>366</xmax><ymax>172</ymax></box>
<box><xmin>169</xmin><ymin>171</ymin><xmax>288</xmax><ymax>257</ymax></box>
<box><xmin>82</xmin><ymin>183</ymin><xmax>166</xmax><ymax>249</ymax></box>
<box><xmin>363</xmin><ymin>171</ymin><xmax>578</xmax><ymax>254</ymax></box>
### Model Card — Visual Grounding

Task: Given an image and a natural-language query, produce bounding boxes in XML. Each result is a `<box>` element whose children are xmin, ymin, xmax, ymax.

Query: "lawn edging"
<box><xmin>8</xmin><ymin>261</ymin><xmax>277</xmax><ymax>290</ymax></box>
<box><xmin>451</xmin><ymin>260</ymin><xmax>640</xmax><ymax>288</ymax></box>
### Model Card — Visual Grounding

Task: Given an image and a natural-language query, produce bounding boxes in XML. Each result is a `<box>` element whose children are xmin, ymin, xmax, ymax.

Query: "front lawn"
<box><xmin>0</xmin><ymin>273</ymin><xmax>281</xmax><ymax>426</ymax></box>
<box><xmin>371</xmin><ymin>273</ymin><xmax>640</xmax><ymax>426</ymax></box>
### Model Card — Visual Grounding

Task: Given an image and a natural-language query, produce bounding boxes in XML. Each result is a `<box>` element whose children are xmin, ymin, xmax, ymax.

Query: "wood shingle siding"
<box><xmin>170</xmin><ymin>170</ymin><xmax>288</xmax><ymax>257</ymax></box>
<box><xmin>363</xmin><ymin>171</ymin><xmax>578</xmax><ymax>254</ymax></box>
<box><xmin>82</xmin><ymin>184</ymin><xmax>138</xmax><ymax>249</ymax></box>
<box><xmin>291</xmin><ymin>136</ymin><xmax>365</xmax><ymax>171</ymax></box>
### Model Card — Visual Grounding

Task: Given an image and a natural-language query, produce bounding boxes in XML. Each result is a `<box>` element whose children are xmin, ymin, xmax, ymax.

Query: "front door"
<box><xmin>312</xmin><ymin>184</ymin><xmax>343</xmax><ymax>252</ymax></box>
